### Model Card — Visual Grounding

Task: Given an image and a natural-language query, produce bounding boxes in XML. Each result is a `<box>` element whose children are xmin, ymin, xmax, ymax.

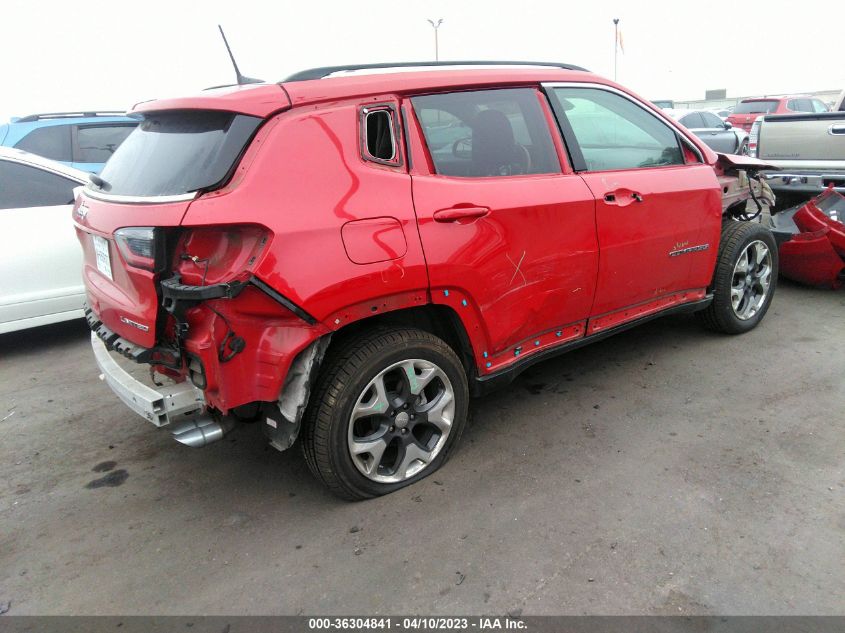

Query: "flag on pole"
<box><xmin>617</xmin><ymin>30</ymin><xmax>625</xmax><ymax>54</ymax></box>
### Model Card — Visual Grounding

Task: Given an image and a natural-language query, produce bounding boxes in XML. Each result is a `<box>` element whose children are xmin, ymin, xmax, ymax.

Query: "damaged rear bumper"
<box><xmin>90</xmin><ymin>332</ymin><xmax>205</xmax><ymax>427</ymax></box>
<box><xmin>771</xmin><ymin>188</ymin><xmax>845</xmax><ymax>288</ymax></box>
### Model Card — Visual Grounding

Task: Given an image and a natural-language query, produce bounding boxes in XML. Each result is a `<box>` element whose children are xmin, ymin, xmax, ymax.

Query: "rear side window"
<box><xmin>361</xmin><ymin>107</ymin><xmax>398</xmax><ymax>164</ymax></box>
<box><xmin>550</xmin><ymin>87</ymin><xmax>683</xmax><ymax>171</ymax></box>
<box><xmin>14</xmin><ymin>125</ymin><xmax>72</xmax><ymax>162</ymax></box>
<box><xmin>700</xmin><ymin>112</ymin><xmax>724</xmax><ymax>128</ymax></box>
<box><xmin>812</xmin><ymin>99</ymin><xmax>828</xmax><ymax>113</ymax></box>
<box><xmin>95</xmin><ymin>110</ymin><xmax>261</xmax><ymax>197</ymax></box>
<box><xmin>679</xmin><ymin>113</ymin><xmax>704</xmax><ymax>128</ymax></box>
<box><xmin>734</xmin><ymin>100</ymin><xmax>777</xmax><ymax>114</ymax></box>
<box><xmin>0</xmin><ymin>161</ymin><xmax>78</xmax><ymax>209</ymax></box>
<box><xmin>411</xmin><ymin>89</ymin><xmax>560</xmax><ymax>177</ymax></box>
<box><xmin>75</xmin><ymin>124</ymin><xmax>137</xmax><ymax>163</ymax></box>
<box><xmin>787</xmin><ymin>99</ymin><xmax>814</xmax><ymax>112</ymax></box>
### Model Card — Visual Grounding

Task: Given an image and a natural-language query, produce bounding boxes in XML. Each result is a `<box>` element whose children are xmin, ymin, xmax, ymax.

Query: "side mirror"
<box><xmin>724</xmin><ymin>121</ymin><xmax>733</xmax><ymax>129</ymax></box>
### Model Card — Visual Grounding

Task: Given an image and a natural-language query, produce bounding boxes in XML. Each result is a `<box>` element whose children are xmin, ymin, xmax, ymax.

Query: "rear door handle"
<box><xmin>433</xmin><ymin>206</ymin><xmax>491</xmax><ymax>222</ymax></box>
<box><xmin>604</xmin><ymin>190</ymin><xmax>643</xmax><ymax>206</ymax></box>
<box><xmin>829</xmin><ymin>124</ymin><xmax>845</xmax><ymax>135</ymax></box>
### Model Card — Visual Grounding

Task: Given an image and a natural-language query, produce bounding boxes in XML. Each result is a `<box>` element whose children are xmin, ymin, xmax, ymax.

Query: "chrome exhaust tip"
<box><xmin>170</xmin><ymin>415</ymin><xmax>236</xmax><ymax>447</ymax></box>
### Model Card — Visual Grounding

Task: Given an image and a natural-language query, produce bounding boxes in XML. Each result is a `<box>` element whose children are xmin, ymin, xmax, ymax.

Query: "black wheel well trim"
<box><xmin>323</xmin><ymin>303</ymin><xmax>479</xmax><ymax>380</ymax></box>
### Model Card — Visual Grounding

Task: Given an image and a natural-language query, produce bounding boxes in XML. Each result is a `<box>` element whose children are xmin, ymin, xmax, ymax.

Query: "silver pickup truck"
<box><xmin>753</xmin><ymin>90</ymin><xmax>845</xmax><ymax>208</ymax></box>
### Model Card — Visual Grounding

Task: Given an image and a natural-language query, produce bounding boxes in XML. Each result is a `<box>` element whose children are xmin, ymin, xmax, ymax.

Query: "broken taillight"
<box><xmin>174</xmin><ymin>225</ymin><xmax>270</xmax><ymax>285</ymax></box>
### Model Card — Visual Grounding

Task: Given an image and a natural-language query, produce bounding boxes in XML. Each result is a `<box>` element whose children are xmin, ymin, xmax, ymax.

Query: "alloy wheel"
<box><xmin>730</xmin><ymin>239</ymin><xmax>773</xmax><ymax>320</ymax></box>
<box><xmin>347</xmin><ymin>359</ymin><xmax>455</xmax><ymax>484</ymax></box>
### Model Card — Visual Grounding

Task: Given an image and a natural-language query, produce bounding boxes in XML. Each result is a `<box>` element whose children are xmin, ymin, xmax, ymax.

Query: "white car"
<box><xmin>0</xmin><ymin>147</ymin><xmax>88</xmax><ymax>333</ymax></box>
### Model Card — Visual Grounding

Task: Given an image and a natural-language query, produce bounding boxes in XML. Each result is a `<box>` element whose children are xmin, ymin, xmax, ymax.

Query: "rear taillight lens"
<box><xmin>748</xmin><ymin>121</ymin><xmax>761</xmax><ymax>157</ymax></box>
<box><xmin>115</xmin><ymin>227</ymin><xmax>158</xmax><ymax>271</ymax></box>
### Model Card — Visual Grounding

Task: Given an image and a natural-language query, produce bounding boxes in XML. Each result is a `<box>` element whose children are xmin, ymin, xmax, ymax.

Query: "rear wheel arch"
<box><xmin>301</xmin><ymin>324</ymin><xmax>470</xmax><ymax>499</ymax></box>
<box><xmin>324</xmin><ymin>303</ymin><xmax>477</xmax><ymax>379</ymax></box>
<box><xmin>266</xmin><ymin>301</ymin><xmax>478</xmax><ymax>453</ymax></box>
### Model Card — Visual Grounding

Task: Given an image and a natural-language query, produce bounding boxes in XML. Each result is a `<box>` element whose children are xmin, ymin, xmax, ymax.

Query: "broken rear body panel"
<box><xmin>771</xmin><ymin>188</ymin><xmax>845</xmax><ymax>288</ymax></box>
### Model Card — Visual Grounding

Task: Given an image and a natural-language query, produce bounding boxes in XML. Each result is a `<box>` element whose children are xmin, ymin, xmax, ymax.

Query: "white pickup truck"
<box><xmin>753</xmin><ymin>89</ymin><xmax>845</xmax><ymax>209</ymax></box>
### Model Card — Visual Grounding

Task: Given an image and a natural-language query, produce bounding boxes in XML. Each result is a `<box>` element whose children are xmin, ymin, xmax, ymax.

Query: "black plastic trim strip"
<box><xmin>160</xmin><ymin>275</ymin><xmax>248</xmax><ymax>301</ymax></box>
<box><xmin>84</xmin><ymin>305</ymin><xmax>180</xmax><ymax>367</ymax></box>
<box><xmin>249</xmin><ymin>277</ymin><xmax>318</xmax><ymax>325</ymax></box>
<box><xmin>542</xmin><ymin>86</ymin><xmax>587</xmax><ymax>172</ymax></box>
<box><xmin>471</xmin><ymin>295</ymin><xmax>713</xmax><ymax>396</ymax></box>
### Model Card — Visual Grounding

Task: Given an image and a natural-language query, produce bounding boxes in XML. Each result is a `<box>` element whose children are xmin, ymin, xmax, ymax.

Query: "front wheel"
<box><xmin>697</xmin><ymin>222</ymin><xmax>778</xmax><ymax>334</ymax></box>
<box><xmin>301</xmin><ymin>327</ymin><xmax>469</xmax><ymax>500</ymax></box>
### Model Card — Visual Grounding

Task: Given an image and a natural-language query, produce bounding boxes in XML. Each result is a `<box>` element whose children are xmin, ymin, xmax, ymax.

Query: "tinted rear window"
<box><xmin>15</xmin><ymin>125</ymin><xmax>72</xmax><ymax>162</ymax></box>
<box><xmin>95</xmin><ymin>111</ymin><xmax>261</xmax><ymax>197</ymax></box>
<box><xmin>76</xmin><ymin>124</ymin><xmax>137</xmax><ymax>163</ymax></box>
<box><xmin>0</xmin><ymin>160</ymin><xmax>78</xmax><ymax>209</ymax></box>
<box><xmin>734</xmin><ymin>100</ymin><xmax>778</xmax><ymax>114</ymax></box>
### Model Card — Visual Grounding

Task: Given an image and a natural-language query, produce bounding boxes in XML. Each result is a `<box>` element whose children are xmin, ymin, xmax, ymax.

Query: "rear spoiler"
<box><xmin>132</xmin><ymin>84</ymin><xmax>291</xmax><ymax>119</ymax></box>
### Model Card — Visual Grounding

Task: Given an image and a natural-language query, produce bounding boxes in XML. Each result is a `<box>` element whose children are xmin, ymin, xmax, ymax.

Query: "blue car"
<box><xmin>0</xmin><ymin>111</ymin><xmax>138</xmax><ymax>173</ymax></box>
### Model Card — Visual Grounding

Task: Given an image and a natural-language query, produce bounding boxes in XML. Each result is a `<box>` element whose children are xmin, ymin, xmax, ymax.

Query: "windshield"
<box><xmin>734</xmin><ymin>100</ymin><xmax>778</xmax><ymax>114</ymax></box>
<box><xmin>95</xmin><ymin>110</ymin><xmax>261</xmax><ymax>197</ymax></box>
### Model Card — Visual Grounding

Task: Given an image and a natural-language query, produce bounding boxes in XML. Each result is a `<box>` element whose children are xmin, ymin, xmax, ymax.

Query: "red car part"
<box><xmin>776</xmin><ymin>188</ymin><xmax>845</xmax><ymax>288</ymax></box>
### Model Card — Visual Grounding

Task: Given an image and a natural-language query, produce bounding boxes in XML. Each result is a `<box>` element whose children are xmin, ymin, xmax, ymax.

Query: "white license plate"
<box><xmin>92</xmin><ymin>234</ymin><xmax>113</xmax><ymax>280</ymax></box>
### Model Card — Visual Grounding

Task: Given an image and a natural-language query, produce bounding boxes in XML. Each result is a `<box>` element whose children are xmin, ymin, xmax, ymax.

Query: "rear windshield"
<box><xmin>734</xmin><ymin>100</ymin><xmax>778</xmax><ymax>114</ymax></box>
<box><xmin>95</xmin><ymin>110</ymin><xmax>261</xmax><ymax>197</ymax></box>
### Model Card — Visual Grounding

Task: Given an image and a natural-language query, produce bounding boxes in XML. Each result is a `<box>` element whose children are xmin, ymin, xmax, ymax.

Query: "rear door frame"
<box><xmin>402</xmin><ymin>86</ymin><xmax>600</xmax><ymax>375</ymax></box>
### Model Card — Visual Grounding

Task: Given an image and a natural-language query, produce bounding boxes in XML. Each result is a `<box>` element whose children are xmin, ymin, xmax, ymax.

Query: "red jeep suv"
<box><xmin>75</xmin><ymin>62</ymin><xmax>778</xmax><ymax>499</ymax></box>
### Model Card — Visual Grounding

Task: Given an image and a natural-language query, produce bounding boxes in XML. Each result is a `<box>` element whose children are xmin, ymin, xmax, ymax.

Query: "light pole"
<box><xmin>613</xmin><ymin>18</ymin><xmax>619</xmax><ymax>81</ymax></box>
<box><xmin>427</xmin><ymin>19</ymin><xmax>443</xmax><ymax>61</ymax></box>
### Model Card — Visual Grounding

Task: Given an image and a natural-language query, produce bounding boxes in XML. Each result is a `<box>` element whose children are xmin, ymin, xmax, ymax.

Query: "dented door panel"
<box><xmin>411</xmin><ymin>174</ymin><xmax>599</xmax><ymax>356</ymax></box>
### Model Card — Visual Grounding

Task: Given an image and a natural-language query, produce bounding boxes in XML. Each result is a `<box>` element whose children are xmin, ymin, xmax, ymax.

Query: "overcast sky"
<box><xmin>2</xmin><ymin>0</ymin><xmax>842</xmax><ymax>122</ymax></box>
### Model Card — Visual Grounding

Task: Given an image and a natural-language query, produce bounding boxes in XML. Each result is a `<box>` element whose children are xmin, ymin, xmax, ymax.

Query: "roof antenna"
<box><xmin>218</xmin><ymin>25</ymin><xmax>263</xmax><ymax>85</ymax></box>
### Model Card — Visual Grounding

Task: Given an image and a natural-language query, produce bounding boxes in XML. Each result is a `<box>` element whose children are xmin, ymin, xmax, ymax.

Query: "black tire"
<box><xmin>697</xmin><ymin>221</ymin><xmax>778</xmax><ymax>334</ymax></box>
<box><xmin>301</xmin><ymin>327</ymin><xmax>469</xmax><ymax>501</ymax></box>
<box><xmin>737</xmin><ymin>139</ymin><xmax>749</xmax><ymax>156</ymax></box>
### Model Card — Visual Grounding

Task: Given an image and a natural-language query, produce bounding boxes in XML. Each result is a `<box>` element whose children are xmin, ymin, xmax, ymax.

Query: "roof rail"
<box><xmin>15</xmin><ymin>111</ymin><xmax>127</xmax><ymax>123</ymax></box>
<box><xmin>283</xmin><ymin>61</ymin><xmax>587</xmax><ymax>82</ymax></box>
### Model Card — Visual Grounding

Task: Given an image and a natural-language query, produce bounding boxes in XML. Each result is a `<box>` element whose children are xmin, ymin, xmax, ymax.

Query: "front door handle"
<box><xmin>433</xmin><ymin>206</ymin><xmax>491</xmax><ymax>223</ymax></box>
<box><xmin>829</xmin><ymin>124</ymin><xmax>845</xmax><ymax>135</ymax></box>
<box><xmin>604</xmin><ymin>190</ymin><xmax>643</xmax><ymax>206</ymax></box>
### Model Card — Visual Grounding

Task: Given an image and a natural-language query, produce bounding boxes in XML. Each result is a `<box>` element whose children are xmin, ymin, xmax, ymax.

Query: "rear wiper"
<box><xmin>89</xmin><ymin>174</ymin><xmax>110</xmax><ymax>191</ymax></box>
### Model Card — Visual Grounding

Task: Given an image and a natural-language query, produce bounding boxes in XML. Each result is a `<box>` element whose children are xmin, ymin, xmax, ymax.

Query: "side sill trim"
<box><xmin>471</xmin><ymin>295</ymin><xmax>713</xmax><ymax>396</ymax></box>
